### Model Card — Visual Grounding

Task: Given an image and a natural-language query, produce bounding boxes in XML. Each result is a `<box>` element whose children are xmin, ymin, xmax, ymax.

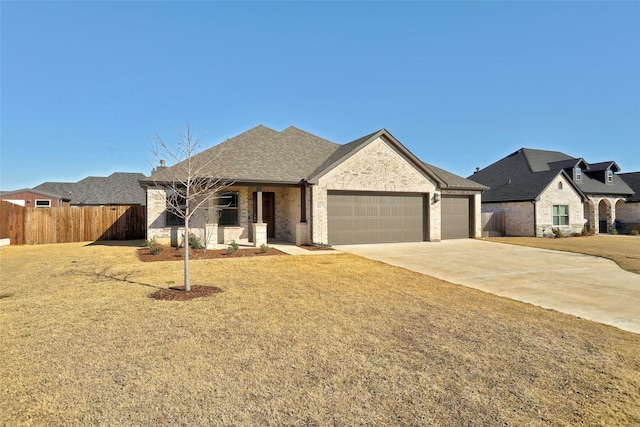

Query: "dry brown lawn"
<box><xmin>488</xmin><ymin>235</ymin><xmax>640</xmax><ymax>274</ymax></box>
<box><xmin>1</xmin><ymin>241</ymin><xmax>639</xmax><ymax>426</ymax></box>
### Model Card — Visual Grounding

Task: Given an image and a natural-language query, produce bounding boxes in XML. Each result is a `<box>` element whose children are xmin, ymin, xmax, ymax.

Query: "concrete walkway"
<box><xmin>334</xmin><ymin>240</ymin><xmax>640</xmax><ymax>334</ymax></box>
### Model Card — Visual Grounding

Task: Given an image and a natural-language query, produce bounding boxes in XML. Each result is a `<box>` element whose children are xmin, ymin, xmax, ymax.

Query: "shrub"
<box><xmin>582</xmin><ymin>225</ymin><xmax>589</xmax><ymax>236</ymax></box>
<box><xmin>179</xmin><ymin>232</ymin><xmax>203</xmax><ymax>250</ymax></box>
<box><xmin>260</xmin><ymin>243</ymin><xmax>270</xmax><ymax>253</ymax></box>
<box><xmin>146</xmin><ymin>237</ymin><xmax>165</xmax><ymax>255</ymax></box>
<box><xmin>612</xmin><ymin>229</ymin><xmax>619</xmax><ymax>235</ymax></box>
<box><xmin>631</xmin><ymin>230</ymin><xmax>639</xmax><ymax>236</ymax></box>
<box><xmin>226</xmin><ymin>240</ymin><xmax>239</xmax><ymax>255</ymax></box>
<box><xmin>552</xmin><ymin>228</ymin><xmax>563</xmax><ymax>238</ymax></box>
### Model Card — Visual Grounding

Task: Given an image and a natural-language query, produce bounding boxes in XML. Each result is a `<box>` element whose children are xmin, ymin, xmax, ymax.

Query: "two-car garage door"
<box><xmin>327</xmin><ymin>192</ymin><xmax>424</xmax><ymax>245</ymax></box>
<box><xmin>327</xmin><ymin>191</ymin><xmax>472</xmax><ymax>244</ymax></box>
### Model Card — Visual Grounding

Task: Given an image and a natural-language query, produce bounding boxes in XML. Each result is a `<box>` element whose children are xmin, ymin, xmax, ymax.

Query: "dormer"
<box><xmin>586</xmin><ymin>161</ymin><xmax>620</xmax><ymax>185</ymax></box>
<box><xmin>548</xmin><ymin>158</ymin><xmax>589</xmax><ymax>183</ymax></box>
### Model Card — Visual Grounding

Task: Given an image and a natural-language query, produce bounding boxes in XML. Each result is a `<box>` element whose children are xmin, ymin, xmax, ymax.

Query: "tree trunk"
<box><xmin>183</xmin><ymin>218</ymin><xmax>191</xmax><ymax>292</ymax></box>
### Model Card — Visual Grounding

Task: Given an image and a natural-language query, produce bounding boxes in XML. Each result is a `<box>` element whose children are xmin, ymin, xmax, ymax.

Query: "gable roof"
<box><xmin>468</xmin><ymin>148</ymin><xmax>595</xmax><ymax>202</ymax></box>
<box><xmin>469</xmin><ymin>148</ymin><xmax>634</xmax><ymax>202</ymax></box>
<box><xmin>422</xmin><ymin>163</ymin><xmax>488</xmax><ymax>191</ymax></box>
<box><xmin>143</xmin><ymin>125</ymin><xmax>482</xmax><ymax>192</ymax></box>
<box><xmin>0</xmin><ymin>188</ymin><xmax>71</xmax><ymax>201</ymax></box>
<box><xmin>34</xmin><ymin>172</ymin><xmax>147</xmax><ymax>205</ymax></box>
<box><xmin>146</xmin><ymin>125</ymin><xmax>340</xmax><ymax>185</ymax></box>
<box><xmin>620</xmin><ymin>172</ymin><xmax>640</xmax><ymax>202</ymax></box>
<box><xmin>307</xmin><ymin>128</ymin><xmax>446</xmax><ymax>186</ymax></box>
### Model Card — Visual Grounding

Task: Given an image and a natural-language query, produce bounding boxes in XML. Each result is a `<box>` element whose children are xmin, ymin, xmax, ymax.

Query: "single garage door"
<box><xmin>441</xmin><ymin>196</ymin><xmax>470</xmax><ymax>239</ymax></box>
<box><xmin>327</xmin><ymin>192</ymin><xmax>425</xmax><ymax>245</ymax></box>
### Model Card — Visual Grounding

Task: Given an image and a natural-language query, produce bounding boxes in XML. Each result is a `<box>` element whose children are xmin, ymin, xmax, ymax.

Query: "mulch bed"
<box><xmin>149</xmin><ymin>285</ymin><xmax>223</xmax><ymax>301</ymax></box>
<box><xmin>137</xmin><ymin>246</ymin><xmax>287</xmax><ymax>262</ymax></box>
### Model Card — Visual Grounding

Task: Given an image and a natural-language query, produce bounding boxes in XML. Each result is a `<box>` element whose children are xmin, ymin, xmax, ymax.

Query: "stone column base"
<box><xmin>252</xmin><ymin>223</ymin><xmax>267</xmax><ymax>247</ymax></box>
<box><xmin>296</xmin><ymin>222</ymin><xmax>309</xmax><ymax>246</ymax></box>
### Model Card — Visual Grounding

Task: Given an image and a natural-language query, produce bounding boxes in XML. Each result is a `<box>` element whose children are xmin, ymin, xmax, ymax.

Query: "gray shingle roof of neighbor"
<box><xmin>468</xmin><ymin>148</ymin><xmax>634</xmax><ymax>202</ymax></box>
<box><xmin>620</xmin><ymin>172</ymin><xmax>640</xmax><ymax>202</ymax></box>
<box><xmin>143</xmin><ymin>125</ymin><xmax>482</xmax><ymax>191</ymax></box>
<box><xmin>34</xmin><ymin>172</ymin><xmax>147</xmax><ymax>205</ymax></box>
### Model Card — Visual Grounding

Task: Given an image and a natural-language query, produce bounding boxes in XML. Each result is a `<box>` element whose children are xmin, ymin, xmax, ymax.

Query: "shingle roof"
<box><xmin>468</xmin><ymin>148</ymin><xmax>634</xmax><ymax>202</ymax></box>
<box><xmin>620</xmin><ymin>172</ymin><xmax>640</xmax><ymax>202</ymax></box>
<box><xmin>143</xmin><ymin>125</ymin><xmax>481</xmax><ymax>192</ymax></box>
<box><xmin>34</xmin><ymin>172</ymin><xmax>147</xmax><ymax>205</ymax></box>
<box><xmin>422</xmin><ymin>163</ymin><xmax>488</xmax><ymax>191</ymax></box>
<box><xmin>147</xmin><ymin>125</ymin><xmax>340</xmax><ymax>184</ymax></box>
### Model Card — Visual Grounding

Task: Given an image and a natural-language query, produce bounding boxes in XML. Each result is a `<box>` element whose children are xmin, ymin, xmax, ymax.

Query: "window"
<box><xmin>607</xmin><ymin>170</ymin><xmax>613</xmax><ymax>183</ymax></box>
<box><xmin>165</xmin><ymin>190</ymin><xmax>185</xmax><ymax>226</ymax></box>
<box><xmin>218</xmin><ymin>191</ymin><xmax>239</xmax><ymax>226</ymax></box>
<box><xmin>575</xmin><ymin>167</ymin><xmax>582</xmax><ymax>180</ymax></box>
<box><xmin>558</xmin><ymin>182</ymin><xmax>563</xmax><ymax>190</ymax></box>
<box><xmin>553</xmin><ymin>205</ymin><xmax>569</xmax><ymax>226</ymax></box>
<box><xmin>35</xmin><ymin>199</ymin><xmax>51</xmax><ymax>208</ymax></box>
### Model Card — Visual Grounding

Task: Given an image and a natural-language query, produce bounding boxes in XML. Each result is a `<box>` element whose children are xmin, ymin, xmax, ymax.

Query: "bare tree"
<box><xmin>151</xmin><ymin>124</ymin><xmax>233</xmax><ymax>291</ymax></box>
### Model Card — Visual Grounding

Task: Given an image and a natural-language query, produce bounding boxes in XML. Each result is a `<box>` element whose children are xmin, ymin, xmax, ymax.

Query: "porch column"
<box><xmin>589</xmin><ymin>199</ymin><xmax>599</xmax><ymax>235</ymax></box>
<box><xmin>609</xmin><ymin>201</ymin><xmax>617</xmax><ymax>233</ymax></box>
<box><xmin>296</xmin><ymin>182</ymin><xmax>310</xmax><ymax>246</ymax></box>
<box><xmin>300</xmin><ymin>183</ymin><xmax>307</xmax><ymax>223</ymax></box>
<box><xmin>256</xmin><ymin>186</ymin><xmax>263</xmax><ymax>223</ymax></box>
<box><xmin>253</xmin><ymin>186</ymin><xmax>267</xmax><ymax>247</ymax></box>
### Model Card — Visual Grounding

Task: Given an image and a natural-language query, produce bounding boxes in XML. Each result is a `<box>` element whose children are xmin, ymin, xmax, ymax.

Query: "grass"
<box><xmin>488</xmin><ymin>234</ymin><xmax>640</xmax><ymax>274</ymax></box>
<box><xmin>1</xmin><ymin>241</ymin><xmax>639</xmax><ymax>426</ymax></box>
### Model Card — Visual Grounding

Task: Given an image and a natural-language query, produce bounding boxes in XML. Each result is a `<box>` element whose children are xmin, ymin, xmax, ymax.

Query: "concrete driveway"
<box><xmin>335</xmin><ymin>240</ymin><xmax>640</xmax><ymax>334</ymax></box>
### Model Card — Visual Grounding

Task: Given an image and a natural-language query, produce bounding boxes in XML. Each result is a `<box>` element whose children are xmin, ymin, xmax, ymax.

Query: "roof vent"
<box><xmin>474</xmin><ymin>167</ymin><xmax>480</xmax><ymax>173</ymax></box>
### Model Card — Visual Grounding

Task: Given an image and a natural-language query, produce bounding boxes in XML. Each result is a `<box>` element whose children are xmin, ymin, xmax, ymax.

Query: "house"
<box><xmin>468</xmin><ymin>148</ymin><xmax>635</xmax><ymax>237</ymax></box>
<box><xmin>34</xmin><ymin>172</ymin><xmax>147</xmax><ymax>206</ymax></box>
<box><xmin>139</xmin><ymin>125</ymin><xmax>486</xmax><ymax>248</ymax></box>
<box><xmin>618</xmin><ymin>172</ymin><xmax>640</xmax><ymax>233</ymax></box>
<box><xmin>0</xmin><ymin>189</ymin><xmax>71</xmax><ymax>207</ymax></box>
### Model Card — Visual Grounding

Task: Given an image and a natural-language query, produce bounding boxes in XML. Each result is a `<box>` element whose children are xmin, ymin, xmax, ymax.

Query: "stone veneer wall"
<box><xmin>146</xmin><ymin>185</ymin><xmax>251</xmax><ymax>246</ymax></box>
<box><xmin>536</xmin><ymin>175</ymin><xmax>585</xmax><ymax>236</ymax></box>
<box><xmin>312</xmin><ymin>137</ymin><xmax>438</xmax><ymax>244</ymax></box>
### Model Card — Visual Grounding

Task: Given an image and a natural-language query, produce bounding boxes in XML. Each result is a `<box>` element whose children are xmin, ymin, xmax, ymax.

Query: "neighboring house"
<box><xmin>0</xmin><ymin>189</ymin><xmax>71</xmax><ymax>207</ymax></box>
<box><xmin>139</xmin><ymin>125</ymin><xmax>486</xmax><ymax>248</ymax></box>
<box><xmin>618</xmin><ymin>172</ymin><xmax>640</xmax><ymax>233</ymax></box>
<box><xmin>468</xmin><ymin>148</ymin><xmax>634</xmax><ymax>237</ymax></box>
<box><xmin>34</xmin><ymin>172</ymin><xmax>147</xmax><ymax>206</ymax></box>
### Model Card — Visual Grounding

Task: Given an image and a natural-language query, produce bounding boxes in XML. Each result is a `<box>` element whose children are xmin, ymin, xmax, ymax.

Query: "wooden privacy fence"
<box><xmin>1</xmin><ymin>201</ymin><xmax>146</xmax><ymax>245</ymax></box>
<box><xmin>481</xmin><ymin>211</ymin><xmax>505</xmax><ymax>238</ymax></box>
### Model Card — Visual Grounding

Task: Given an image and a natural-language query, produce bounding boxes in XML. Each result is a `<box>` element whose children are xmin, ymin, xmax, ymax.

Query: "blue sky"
<box><xmin>2</xmin><ymin>1</ymin><xmax>639</xmax><ymax>190</ymax></box>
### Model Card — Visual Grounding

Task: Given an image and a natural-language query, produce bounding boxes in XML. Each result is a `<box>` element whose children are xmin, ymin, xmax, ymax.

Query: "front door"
<box><xmin>253</xmin><ymin>192</ymin><xmax>275</xmax><ymax>238</ymax></box>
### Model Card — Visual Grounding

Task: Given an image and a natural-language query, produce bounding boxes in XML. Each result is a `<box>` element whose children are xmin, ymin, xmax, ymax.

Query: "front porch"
<box><xmin>584</xmin><ymin>196</ymin><xmax>627</xmax><ymax>234</ymax></box>
<box><xmin>146</xmin><ymin>183</ymin><xmax>312</xmax><ymax>249</ymax></box>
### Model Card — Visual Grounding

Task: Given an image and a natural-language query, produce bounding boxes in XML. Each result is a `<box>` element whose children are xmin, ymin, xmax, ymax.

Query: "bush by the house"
<box><xmin>226</xmin><ymin>240</ymin><xmax>239</xmax><ymax>255</ymax></box>
<box><xmin>146</xmin><ymin>237</ymin><xmax>165</xmax><ymax>255</ymax></box>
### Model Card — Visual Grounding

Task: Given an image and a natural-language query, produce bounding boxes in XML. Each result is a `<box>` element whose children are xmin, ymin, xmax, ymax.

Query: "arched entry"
<box><xmin>598</xmin><ymin>199</ymin><xmax>612</xmax><ymax>233</ymax></box>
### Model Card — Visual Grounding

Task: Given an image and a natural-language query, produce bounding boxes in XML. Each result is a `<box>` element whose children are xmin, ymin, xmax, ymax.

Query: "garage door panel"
<box><xmin>442</xmin><ymin>196</ymin><xmax>470</xmax><ymax>240</ymax></box>
<box><xmin>328</xmin><ymin>192</ymin><xmax>425</xmax><ymax>245</ymax></box>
